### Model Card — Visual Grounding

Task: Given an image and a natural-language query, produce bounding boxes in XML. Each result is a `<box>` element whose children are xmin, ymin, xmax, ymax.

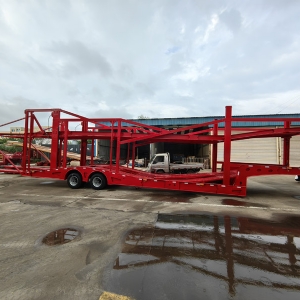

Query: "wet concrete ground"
<box><xmin>0</xmin><ymin>174</ymin><xmax>300</xmax><ymax>299</ymax></box>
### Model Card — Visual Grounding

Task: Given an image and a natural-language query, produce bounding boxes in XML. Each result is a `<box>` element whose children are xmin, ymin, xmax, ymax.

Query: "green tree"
<box><xmin>138</xmin><ymin>115</ymin><xmax>150</xmax><ymax>119</ymax></box>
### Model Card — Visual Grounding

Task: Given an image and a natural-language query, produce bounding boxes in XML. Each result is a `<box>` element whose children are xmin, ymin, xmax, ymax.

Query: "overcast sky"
<box><xmin>1</xmin><ymin>0</ymin><xmax>300</xmax><ymax>128</ymax></box>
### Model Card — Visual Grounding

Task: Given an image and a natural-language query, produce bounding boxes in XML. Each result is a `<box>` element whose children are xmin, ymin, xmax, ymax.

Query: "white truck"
<box><xmin>146</xmin><ymin>153</ymin><xmax>204</xmax><ymax>174</ymax></box>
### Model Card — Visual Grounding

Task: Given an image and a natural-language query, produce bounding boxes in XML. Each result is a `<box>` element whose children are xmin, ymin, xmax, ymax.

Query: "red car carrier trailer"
<box><xmin>0</xmin><ymin>106</ymin><xmax>299</xmax><ymax>197</ymax></box>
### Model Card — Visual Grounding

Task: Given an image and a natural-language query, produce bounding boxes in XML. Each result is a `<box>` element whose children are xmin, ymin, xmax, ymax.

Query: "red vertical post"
<box><xmin>63</xmin><ymin>121</ymin><xmax>68</xmax><ymax>167</ymax></box>
<box><xmin>283</xmin><ymin>121</ymin><xmax>291</xmax><ymax>167</ymax></box>
<box><xmin>212</xmin><ymin>120</ymin><xmax>218</xmax><ymax>172</ymax></box>
<box><xmin>115</xmin><ymin>120</ymin><xmax>121</xmax><ymax>173</ymax></box>
<box><xmin>126</xmin><ymin>143</ymin><xmax>130</xmax><ymax>166</ymax></box>
<box><xmin>50</xmin><ymin>110</ymin><xmax>60</xmax><ymax>169</ymax></box>
<box><xmin>223</xmin><ymin>106</ymin><xmax>232</xmax><ymax>185</ymax></box>
<box><xmin>132</xmin><ymin>143</ymin><xmax>136</xmax><ymax>169</ymax></box>
<box><xmin>91</xmin><ymin>138</ymin><xmax>94</xmax><ymax>165</ymax></box>
<box><xmin>58</xmin><ymin>138</ymin><xmax>62</xmax><ymax>167</ymax></box>
<box><xmin>109</xmin><ymin>120</ymin><xmax>115</xmax><ymax>170</ymax></box>
<box><xmin>28</xmin><ymin>112</ymin><xmax>35</xmax><ymax>173</ymax></box>
<box><xmin>80</xmin><ymin>121</ymin><xmax>87</xmax><ymax>166</ymax></box>
<box><xmin>22</xmin><ymin>110</ymin><xmax>29</xmax><ymax>172</ymax></box>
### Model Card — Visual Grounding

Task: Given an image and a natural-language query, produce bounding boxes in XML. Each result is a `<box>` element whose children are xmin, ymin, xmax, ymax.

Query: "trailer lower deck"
<box><xmin>1</xmin><ymin>162</ymin><xmax>299</xmax><ymax>197</ymax></box>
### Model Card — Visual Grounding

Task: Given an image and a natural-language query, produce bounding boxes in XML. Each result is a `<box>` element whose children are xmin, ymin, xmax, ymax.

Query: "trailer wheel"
<box><xmin>67</xmin><ymin>172</ymin><xmax>82</xmax><ymax>189</ymax></box>
<box><xmin>90</xmin><ymin>173</ymin><xmax>107</xmax><ymax>190</ymax></box>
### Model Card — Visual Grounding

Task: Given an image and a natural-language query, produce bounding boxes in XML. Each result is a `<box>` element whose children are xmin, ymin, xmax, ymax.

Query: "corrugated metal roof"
<box><xmin>131</xmin><ymin>113</ymin><xmax>300</xmax><ymax>127</ymax></box>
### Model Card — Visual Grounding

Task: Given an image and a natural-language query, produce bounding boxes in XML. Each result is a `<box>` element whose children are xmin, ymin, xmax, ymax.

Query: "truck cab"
<box><xmin>147</xmin><ymin>153</ymin><xmax>170</xmax><ymax>173</ymax></box>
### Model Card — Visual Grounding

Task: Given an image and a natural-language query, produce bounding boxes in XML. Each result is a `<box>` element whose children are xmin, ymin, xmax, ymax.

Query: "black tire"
<box><xmin>90</xmin><ymin>173</ymin><xmax>107</xmax><ymax>190</ymax></box>
<box><xmin>67</xmin><ymin>172</ymin><xmax>82</xmax><ymax>189</ymax></box>
<box><xmin>295</xmin><ymin>175</ymin><xmax>300</xmax><ymax>182</ymax></box>
<box><xmin>156</xmin><ymin>170</ymin><xmax>165</xmax><ymax>174</ymax></box>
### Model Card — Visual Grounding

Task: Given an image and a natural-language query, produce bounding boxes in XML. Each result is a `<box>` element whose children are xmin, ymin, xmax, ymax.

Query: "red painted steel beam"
<box><xmin>283</xmin><ymin>121</ymin><xmax>291</xmax><ymax>166</ymax></box>
<box><xmin>223</xmin><ymin>106</ymin><xmax>232</xmax><ymax>185</ymax></box>
<box><xmin>0</xmin><ymin>117</ymin><xmax>26</xmax><ymax>128</ymax></box>
<box><xmin>212</xmin><ymin>120</ymin><xmax>218</xmax><ymax>172</ymax></box>
<box><xmin>50</xmin><ymin>110</ymin><xmax>60</xmax><ymax>169</ymax></box>
<box><xmin>115</xmin><ymin>120</ymin><xmax>121</xmax><ymax>173</ymax></box>
<box><xmin>230</xmin><ymin>127</ymin><xmax>300</xmax><ymax>141</ymax></box>
<box><xmin>63</xmin><ymin>121</ymin><xmax>68</xmax><ymax>167</ymax></box>
<box><xmin>22</xmin><ymin>110</ymin><xmax>29</xmax><ymax>172</ymax></box>
<box><xmin>232</xmin><ymin>117</ymin><xmax>300</xmax><ymax>123</ymax></box>
<box><xmin>80</xmin><ymin>121</ymin><xmax>88</xmax><ymax>166</ymax></box>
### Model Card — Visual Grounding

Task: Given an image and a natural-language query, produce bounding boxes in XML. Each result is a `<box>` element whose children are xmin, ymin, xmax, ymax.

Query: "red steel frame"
<box><xmin>0</xmin><ymin>106</ymin><xmax>300</xmax><ymax>197</ymax></box>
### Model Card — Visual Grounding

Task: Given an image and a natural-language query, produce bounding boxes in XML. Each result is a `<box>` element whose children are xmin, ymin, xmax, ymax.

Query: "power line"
<box><xmin>276</xmin><ymin>94</ymin><xmax>300</xmax><ymax>114</ymax></box>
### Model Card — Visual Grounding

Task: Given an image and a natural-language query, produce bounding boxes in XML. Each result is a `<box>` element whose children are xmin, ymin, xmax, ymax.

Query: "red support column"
<box><xmin>22</xmin><ymin>110</ymin><xmax>29</xmax><ymax>172</ymax></box>
<box><xmin>58</xmin><ymin>122</ymin><xmax>64</xmax><ymax>168</ymax></box>
<box><xmin>109</xmin><ymin>120</ymin><xmax>115</xmax><ymax>170</ymax></box>
<box><xmin>80</xmin><ymin>121</ymin><xmax>88</xmax><ymax>166</ymax></box>
<box><xmin>283</xmin><ymin>121</ymin><xmax>291</xmax><ymax>167</ymax></box>
<box><xmin>132</xmin><ymin>143</ymin><xmax>136</xmax><ymax>169</ymax></box>
<box><xmin>91</xmin><ymin>138</ymin><xmax>94</xmax><ymax>165</ymax></box>
<box><xmin>22</xmin><ymin>111</ymin><xmax>29</xmax><ymax>172</ymax></box>
<box><xmin>115</xmin><ymin>120</ymin><xmax>121</xmax><ymax>173</ymax></box>
<box><xmin>212</xmin><ymin>120</ymin><xmax>218</xmax><ymax>172</ymax></box>
<box><xmin>63</xmin><ymin>121</ymin><xmax>68</xmax><ymax>168</ymax></box>
<box><xmin>50</xmin><ymin>110</ymin><xmax>60</xmax><ymax>169</ymax></box>
<box><xmin>223</xmin><ymin>106</ymin><xmax>232</xmax><ymax>185</ymax></box>
<box><xmin>126</xmin><ymin>143</ymin><xmax>130</xmax><ymax>166</ymax></box>
<box><xmin>28</xmin><ymin>112</ymin><xmax>35</xmax><ymax>173</ymax></box>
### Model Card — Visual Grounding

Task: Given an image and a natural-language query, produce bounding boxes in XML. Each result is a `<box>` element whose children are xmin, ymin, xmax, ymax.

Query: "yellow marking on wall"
<box><xmin>99</xmin><ymin>291</ymin><xmax>134</xmax><ymax>300</ymax></box>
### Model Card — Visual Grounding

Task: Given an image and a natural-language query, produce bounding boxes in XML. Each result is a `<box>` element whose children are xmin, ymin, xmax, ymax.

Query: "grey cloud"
<box><xmin>88</xmin><ymin>107</ymin><xmax>133</xmax><ymax>119</ymax></box>
<box><xmin>46</xmin><ymin>40</ymin><xmax>112</xmax><ymax>77</ymax></box>
<box><xmin>219</xmin><ymin>9</ymin><xmax>242</xmax><ymax>33</ymax></box>
<box><xmin>0</xmin><ymin>97</ymin><xmax>43</xmax><ymax>129</ymax></box>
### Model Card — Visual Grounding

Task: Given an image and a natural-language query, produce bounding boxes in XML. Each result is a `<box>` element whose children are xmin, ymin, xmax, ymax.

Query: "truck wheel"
<box><xmin>156</xmin><ymin>170</ymin><xmax>165</xmax><ymax>174</ymax></box>
<box><xmin>295</xmin><ymin>175</ymin><xmax>300</xmax><ymax>182</ymax></box>
<box><xmin>67</xmin><ymin>172</ymin><xmax>82</xmax><ymax>189</ymax></box>
<box><xmin>90</xmin><ymin>173</ymin><xmax>107</xmax><ymax>190</ymax></box>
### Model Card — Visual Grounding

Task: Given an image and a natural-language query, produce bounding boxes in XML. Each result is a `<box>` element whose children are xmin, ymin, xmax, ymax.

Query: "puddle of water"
<box><xmin>103</xmin><ymin>213</ymin><xmax>300</xmax><ymax>300</ymax></box>
<box><xmin>293</xmin><ymin>196</ymin><xmax>300</xmax><ymax>200</ymax></box>
<box><xmin>42</xmin><ymin>228</ymin><xmax>79</xmax><ymax>246</ymax></box>
<box><xmin>40</xmin><ymin>181</ymin><xmax>55</xmax><ymax>185</ymax></box>
<box><xmin>9</xmin><ymin>200</ymin><xmax>21</xmax><ymax>204</ymax></box>
<box><xmin>222</xmin><ymin>198</ymin><xmax>268</xmax><ymax>208</ymax></box>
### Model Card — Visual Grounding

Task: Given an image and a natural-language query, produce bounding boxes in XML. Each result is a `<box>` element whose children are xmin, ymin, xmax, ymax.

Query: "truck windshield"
<box><xmin>150</xmin><ymin>155</ymin><xmax>164</xmax><ymax>164</ymax></box>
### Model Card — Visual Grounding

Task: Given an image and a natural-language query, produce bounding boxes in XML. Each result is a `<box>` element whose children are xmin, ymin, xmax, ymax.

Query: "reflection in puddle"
<box><xmin>42</xmin><ymin>228</ymin><xmax>79</xmax><ymax>246</ymax></box>
<box><xmin>222</xmin><ymin>198</ymin><xmax>268</xmax><ymax>208</ymax></box>
<box><xmin>104</xmin><ymin>214</ymin><xmax>300</xmax><ymax>300</ymax></box>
